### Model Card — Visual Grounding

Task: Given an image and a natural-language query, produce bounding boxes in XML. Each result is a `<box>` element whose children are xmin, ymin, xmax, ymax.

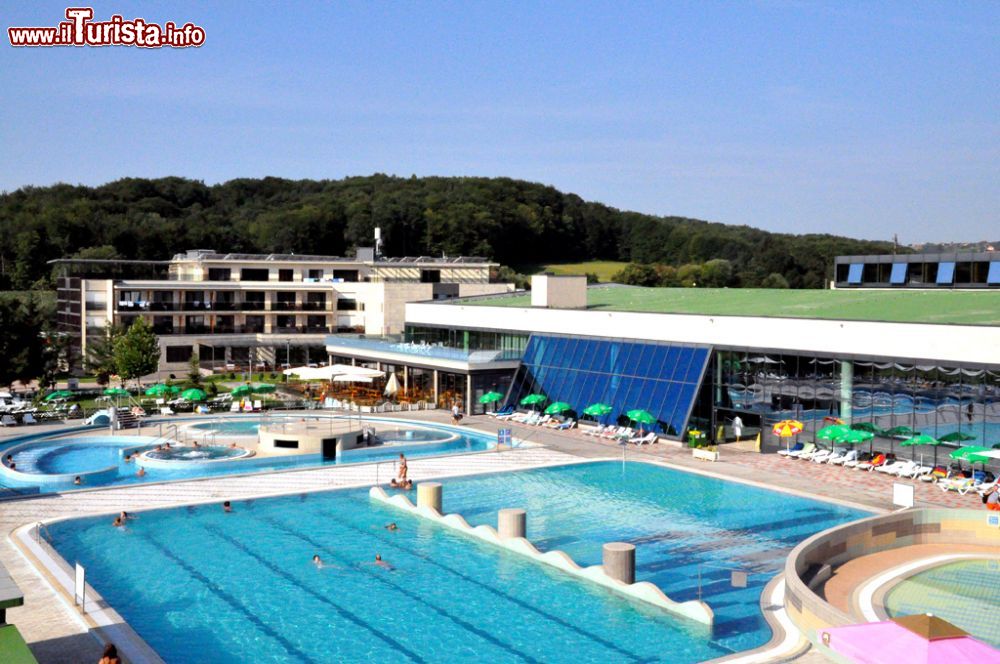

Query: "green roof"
<box><xmin>462</xmin><ymin>286</ymin><xmax>1000</xmax><ymax>326</ymax></box>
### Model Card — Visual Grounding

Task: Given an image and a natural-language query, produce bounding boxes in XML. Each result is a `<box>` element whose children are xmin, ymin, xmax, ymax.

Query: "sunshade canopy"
<box><xmin>626</xmin><ymin>409</ymin><xmax>656</xmax><ymax>425</ymax></box>
<box><xmin>479</xmin><ymin>391</ymin><xmax>504</xmax><ymax>404</ymax></box>
<box><xmin>520</xmin><ymin>394</ymin><xmax>546</xmax><ymax>406</ymax></box>
<box><xmin>544</xmin><ymin>402</ymin><xmax>572</xmax><ymax>415</ymax></box>
<box><xmin>583</xmin><ymin>403</ymin><xmax>613</xmax><ymax>416</ymax></box>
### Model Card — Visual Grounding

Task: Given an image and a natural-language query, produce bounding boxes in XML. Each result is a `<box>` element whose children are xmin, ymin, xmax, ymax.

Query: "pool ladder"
<box><xmin>34</xmin><ymin>522</ymin><xmax>52</xmax><ymax>544</ymax></box>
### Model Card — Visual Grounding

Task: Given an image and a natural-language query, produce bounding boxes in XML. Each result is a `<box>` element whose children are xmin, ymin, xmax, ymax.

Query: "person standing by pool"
<box><xmin>985</xmin><ymin>483</ymin><xmax>1000</xmax><ymax>511</ymax></box>
<box><xmin>451</xmin><ymin>402</ymin><xmax>463</xmax><ymax>424</ymax></box>
<box><xmin>732</xmin><ymin>415</ymin><xmax>743</xmax><ymax>442</ymax></box>
<box><xmin>397</xmin><ymin>453</ymin><xmax>408</xmax><ymax>482</ymax></box>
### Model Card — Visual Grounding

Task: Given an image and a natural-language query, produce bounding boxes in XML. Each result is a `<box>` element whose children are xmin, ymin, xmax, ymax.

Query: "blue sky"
<box><xmin>1</xmin><ymin>1</ymin><xmax>996</xmax><ymax>242</ymax></box>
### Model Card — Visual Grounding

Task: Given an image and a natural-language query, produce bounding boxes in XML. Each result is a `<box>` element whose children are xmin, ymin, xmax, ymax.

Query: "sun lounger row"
<box><xmin>581</xmin><ymin>425</ymin><xmax>658</xmax><ymax>445</ymax></box>
<box><xmin>779</xmin><ymin>443</ymin><xmax>940</xmax><ymax>480</ymax></box>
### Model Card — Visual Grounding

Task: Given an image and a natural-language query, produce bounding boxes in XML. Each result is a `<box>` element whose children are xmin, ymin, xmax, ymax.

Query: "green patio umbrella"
<box><xmin>479</xmin><ymin>391</ymin><xmax>504</xmax><ymax>405</ymax></box>
<box><xmin>230</xmin><ymin>385</ymin><xmax>253</xmax><ymax>397</ymax></box>
<box><xmin>885</xmin><ymin>426</ymin><xmax>917</xmax><ymax>438</ymax></box>
<box><xmin>44</xmin><ymin>390</ymin><xmax>74</xmax><ymax>401</ymax></box>
<box><xmin>544</xmin><ymin>401</ymin><xmax>572</xmax><ymax>415</ymax></box>
<box><xmin>145</xmin><ymin>384</ymin><xmax>180</xmax><ymax>397</ymax></box>
<box><xmin>626</xmin><ymin>409</ymin><xmax>656</xmax><ymax>425</ymax></box>
<box><xmin>251</xmin><ymin>383</ymin><xmax>277</xmax><ymax>394</ymax></box>
<box><xmin>520</xmin><ymin>394</ymin><xmax>547</xmax><ymax>409</ymax></box>
<box><xmin>816</xmin><ymin>424</ymin><xmax>851</xmax><ymax>442</ymax></box>
<box><xmin>181</xmin><ymin>388</ymin><xmax>207</xmax><ymax>401</ymax></box>
<box><xmin>850</xmin><ymin>422</ymin><xmax>882</xmax><ymax>434</ymax></box>
<box><xmin>583</xmin><ymin>403</ymin><xmax>613</xmax><ymax>417</ymax></box>
<box><xmin>949</xmin><ymin>445</ymin><xmax>990</xmax><ymax>461</ymax></box>
<box><xmin>938</xmin><ymin>431</ymin><xmax>976</xmax><ymax>443</ymax></box>
<box><xmin>103</xmin><ymin>387</ymin><xmax>130</xmax><ymax>397</ymax></box>
<box><xmin>900</xmin><ymin>433</ymin><xmax>940</xmax><ymax>467</ymax></box>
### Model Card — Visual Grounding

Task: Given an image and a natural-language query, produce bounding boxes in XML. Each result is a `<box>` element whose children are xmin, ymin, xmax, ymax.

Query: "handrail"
<box><xmin>34</xmin><ymin>521</ymin><xmax>52</xmax><ymax>544</ymax></box>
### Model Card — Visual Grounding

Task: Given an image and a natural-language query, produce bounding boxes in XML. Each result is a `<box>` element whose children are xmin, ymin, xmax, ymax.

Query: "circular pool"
<box><xmin>142</xmin><ymin>445</ymin><xmax>254</xmax><ymax>464</ymax></box>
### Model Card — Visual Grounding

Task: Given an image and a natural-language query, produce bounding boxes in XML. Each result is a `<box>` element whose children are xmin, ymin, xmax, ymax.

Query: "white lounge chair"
<box><xmin>0</xmin><ymin>414</ymin><xmax>16</xmax><ymax>427</ymax></box>
<box><xmin>829</xmin><ymin>449</ymin><xmax>858</xmax><ymax>466</ymax></box>
<box><xmin>788</xmin><ymin>443</ymin><xmax>817</xmax><ymax>459</ymax></box>
<box><xmin>159</xmin><ymin>406</ymin><xmax>176</xmax><ymax>416</ymax></box>
<box><xmin>230</xmin><ymin>402</ymin><xmax>241</xmax><ymax>412</ymax></box>
<box><xmin>777</xmin><ymin>442</ymin><xmax>805</xmax><ymax>458</ymax></box>
<box><xmin>630</xmin><ymin>431</ymin><xmax>657</xmax><ymax>445</ymax></box>
<box><xmin>21</xmin><ymin>412</ymin><xmax>37</xmax><ymax>425</ymax></box>
<box><xmin>253</xmin><ymin>400</ymin><xmax>263</xmax><ymax>411</ymax></box>
<box><xmin>876</xmin><ymin>459</ymin><xmax>911</xmax><ymax>475</ymax></box>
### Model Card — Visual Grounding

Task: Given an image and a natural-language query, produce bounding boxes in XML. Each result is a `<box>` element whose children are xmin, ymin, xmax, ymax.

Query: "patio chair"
<box><xmin>630</xmin><ymin>431</ymin><xmax>657</xmax><ymax>445</ymax></box>
<box><xmin>777</xmin><ymin>441</ymin><xmax>804</xmax><ymax>458</ymax></box>
<box><xmin>229</xmin><ymin>402</ymin><xmax>240</xmax><ymax>412</ymax></box>
<box><xmin>253</xmin><ymin>400</ymin><xmax>263</xmax><ymax>412</ymax></box>
<box><xmin>554</xmin><ymin>419</ymin><xmax>576</xmax><ymax>430</ymax></box>
<box><xmin>22</xmin><ymin>412</ymin><xmax>37</xmax><ymax>425</ymax></box>
<box><xmin>788</xmin><ymin>442</ymin><xmax>816</xmax><ymax>459</ymax></box>
<box><xmin>0</xmin><ymin>414</ymin><xmax>16</xmax><ymax>427</ymax></box>
<box><xmin>159</xmin><ymin>406</ymin><xmax>176</xmax><ymax>416</ymax></box>
<box><xmin>855</xmin><ymin>453</ymin><xmax>889</xmax><ymax>471</ymax></box>
<box><xmin>828</xmin><ymin>449</ymin><xmax>858</xmax><ymax>466</ymax></box>
<box><xmin>876</xmin><ymin>458</ymin><xmax>912</xmax><ymax>475</ymax></box>
<box><xmin>843</xmin><ymin>452</ymin><xmax>872</xmax><ymax>469</ymax></box>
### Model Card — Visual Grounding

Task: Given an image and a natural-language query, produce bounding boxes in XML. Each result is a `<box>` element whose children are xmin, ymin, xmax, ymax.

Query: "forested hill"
<box><xmin>0</xmin><ymin>175</ymin><xmax>896</xmax><ymax>289</ymax></box>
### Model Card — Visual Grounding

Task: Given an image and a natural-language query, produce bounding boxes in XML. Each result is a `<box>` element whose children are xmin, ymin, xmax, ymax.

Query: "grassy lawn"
<box><xmin>464</xmin><ymin>285</ymin><xmax>1000</xmax><ymax>326</ymax></box>
<box><xmin>512</xmin><ymin>261</ymin><xmax>629</xmax><ymax>282</ymax></box>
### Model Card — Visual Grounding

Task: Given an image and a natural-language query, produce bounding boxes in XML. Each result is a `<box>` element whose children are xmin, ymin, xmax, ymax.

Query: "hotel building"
<box><xmin>52</xmin><ymin>248</ymin><xmax>513</xmax><ymax>376</ymax></box>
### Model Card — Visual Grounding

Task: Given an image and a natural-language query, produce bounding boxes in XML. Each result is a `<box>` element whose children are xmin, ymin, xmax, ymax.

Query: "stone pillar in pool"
<box><xmin>417</xmin><ymin>482</ymin><xmax>442</xmax><ymax>512</ymax></box>
<box><xmin>497</xmin><ymin>508</ymin><xmax>526</xmax><ymax>539</ymax></box>
<box><xmin>602</xmin><ymin>542</ymin><xmax>635</xmax><ymax>584</ymax></box>
<box><xmin>840</xmin><ymin>360</ymin><xmax>853</xmax><ymax>422</ymax></box>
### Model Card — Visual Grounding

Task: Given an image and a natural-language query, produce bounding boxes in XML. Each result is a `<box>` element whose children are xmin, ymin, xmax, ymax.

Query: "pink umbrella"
<box><xmin>819</xmin><ymin>614</ymin><xmax>999</xmax><ymax>663</ymax></box>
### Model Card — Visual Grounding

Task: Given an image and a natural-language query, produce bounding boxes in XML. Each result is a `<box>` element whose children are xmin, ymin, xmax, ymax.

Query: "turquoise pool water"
<box><xmin>47</xmin><ymin>461</ymin><xmax>866</xmax><ymax>662</ymax></box>
<box><xmin>885</xmin><ymin>558</ymin><xmax>1000</xmax><ymax>647</ymax></box>
<box><xmin>0</xmin><ymin>420</ymin><xmax>494</xmax><ymax>496</ymax></box>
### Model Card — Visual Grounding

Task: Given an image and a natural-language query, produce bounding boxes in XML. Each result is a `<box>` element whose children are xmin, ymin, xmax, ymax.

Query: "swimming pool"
<box><xmin>46</xmin><ymin>461</ymin><xmax>867</xmax><ymax>662</ymax></box>
<box><xmin>0</xmin><ymin>419</ymin><xmax>496</xmax><ymax>496</ymax></box>
<box><xmin>884</xmin><ymin>558</ymin><xmax>1000</xmax><ymax>647</ymax></box>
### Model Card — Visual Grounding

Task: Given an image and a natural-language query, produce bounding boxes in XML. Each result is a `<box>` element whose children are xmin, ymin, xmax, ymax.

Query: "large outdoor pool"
<box><xmin>0</xmin><ymin>419</ymin><xmax>495</xmax><ymax>496</ymax></box>
<box><xmin>47</xmin><ymin>461</ymin><xmax>867</xmax><ymax>662</ymax></box>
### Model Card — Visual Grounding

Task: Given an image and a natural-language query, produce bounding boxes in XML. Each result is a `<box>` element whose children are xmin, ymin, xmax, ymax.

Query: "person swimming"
<box><xmin>74</xmin><ymin>476</ymin><xmax>82</xmax><ymax>485</ymax></box>
<box><xmin>312</xmin><ymin>554</ymin><xmax>323</xmax><ymax>567</ymax></box>
<box><xmin>389</xmin><ymin>478</ymin><xmax>413</xmax><ymax>490</ymax></box>
<box><xmin>373</xmin><ymin>553</ymin><xmax>393</xmax><ymax>570</ymax></box>
<box><xmin>223</xmin><ymin>501</ymin><xmax>232</xmax><ymax>513</ymax></box>
<box><xmin>112</xmin><ymin>516</ymin><xmax>124</xmax><ymax>528</ymax></box>
<box><xmin>136</xmin><ymin>467</ymin><xmax>146</xmax><ymax>477</ymax></box>
<box><xmin>385</xmin><ymin>523</ymin><xmax>398</xmax><ymax>531</ymax></box>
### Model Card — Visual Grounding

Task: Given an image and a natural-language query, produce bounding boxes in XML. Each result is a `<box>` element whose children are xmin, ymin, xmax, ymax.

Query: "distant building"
<box><xmin>834</xmin><ymin>251</ymin><xmax>1000</xmax><ymax>289</ymax></box>
<box><xmin>51</xmin><ymin>248</ymin><xmax>513</xmax><ymax>376</ymax></box>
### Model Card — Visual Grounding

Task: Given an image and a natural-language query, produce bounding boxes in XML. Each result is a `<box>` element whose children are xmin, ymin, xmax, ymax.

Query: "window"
<box><xmin>207</xmin><ymin>268</ymin><xmax>231</xmax><ymax>281</ymax></box>
<box><xmin>420</xmin><ymin>269</ymin><xmax>441</xmax><ymax>283</ymax></box>
<box><xmin>273</xmin><ymin>439</ymin><xmax>299</xmax><ymax>449</ymax></box>
<box><xmin>889</xmin><ymin>263</ymin><xmax>907</xmax><ymax>284</ymax></box>
<box><xmin>242</xmin><ymin>291</ymin><xmax>265</xmax><ymax>309</ymax></box>
<box><xmin>279</xmin><ymin>269</ymin><xmax>294</xmax><ymax>282</ymax></box>
<box><xmin>989</xmin><ymin>262</ymin><xmax>1000</xmax><ymax>285</ymax></box>
<box><xmin>333</xmin><ymin>270</ymin><xmax>359</xmax><ymax>282</ymax></box>
<box><xmin>507</xmin><ymin>335</ymin><xmax>710</xmax><ymax>437</ymax></box>
<box><xmin>240</xmin><ymin>268</ymin><xmax>270</xmax><ymax>281</ymax></box>
<box><xmin>936</xmin><ymin>261</ymin><xmax>955</xmax><ymax>284</ymax></box>
<box><xmin>165</xmin><ymin>346</ymin><xmax>191</xmax><ymax>363</ymax></box>
<box><xmin>847</xmin><ymin>264</ymin><xmax>863</xmax><ymax>284</ymax></box>
<box><xmin>307</xmin><ymin>269</ymin><xmax>323</xmax><ymax>280</ymax></box>
<box><xmin>337</xmin><ymin>298</ymin><xmax>358</xmax><ymax>311</ymax></box>
<box><xmin>244</xmin><ymin>316</ymin><xmax>265</xmax><ymax>333</ymax></box>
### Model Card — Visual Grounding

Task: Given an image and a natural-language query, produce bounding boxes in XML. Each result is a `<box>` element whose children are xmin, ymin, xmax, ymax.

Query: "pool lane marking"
<box><xmin>857</xmin><ymin>553</ymin><xmax>995</xmax><ymax>622</ymax></box>
<box><xmin>200</xmin><ymin>523</ymin><xmax>431</xmax><ymax>664</ymax></box>
<box><xmin>244</xmin><ymin>517</ymin><xmax>550</xmax><ymax>664</ymax></box>
<box><xmin>143</xmin><ymin>531</ymin><xmax>325</xmax><ymax>664</ymax></box>
<box><xmin>302</xmin><ymin>504</ymin><xmax>678</xmax><ymax>663</ymax></box>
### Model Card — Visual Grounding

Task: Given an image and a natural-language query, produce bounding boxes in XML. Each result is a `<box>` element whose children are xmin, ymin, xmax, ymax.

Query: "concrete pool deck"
<box><xmin>0</xmin><ymin>410</ymin><xmax>989</xmax><ymax>662</ymax></box>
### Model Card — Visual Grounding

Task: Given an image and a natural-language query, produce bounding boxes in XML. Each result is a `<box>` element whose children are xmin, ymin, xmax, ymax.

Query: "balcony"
<box><xmin>239</xmin><ymin>301</ymin><xmax>267</xmax><ymax>311</ymax></box>
<box><xmin>149</xmin><ymin>301</ymin><xmax>175</xmax><ymax>311</ymax></box>
<box><xmin>324</xmin><ymin>336</ymin><xmax>523</xmax><ymax>364</ymax></box>
<box><xmin>302</xmin><ymin>301</ymin><xmax>327</xmax><ymax>311</ymax></box>
<box><xmin>273</xmin><ymin>325</ymin><xmax>332</xmax><ymax>335</ymax></box>
<box><xmin>182</xmin><ymin>302</ymin><xmax>212</xmax><ymax>311</ymax></box>
<box><xmin>272</xmin><ymin>301</ymin><xmax>300</xmax><ymax>311</ymax></box>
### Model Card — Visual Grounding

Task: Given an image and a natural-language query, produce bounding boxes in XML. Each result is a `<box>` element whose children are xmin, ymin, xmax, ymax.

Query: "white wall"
<box><xmin>405</xmin><ymin>302</ymin><xmax>1000</xmax><ymax>366</ymax></box>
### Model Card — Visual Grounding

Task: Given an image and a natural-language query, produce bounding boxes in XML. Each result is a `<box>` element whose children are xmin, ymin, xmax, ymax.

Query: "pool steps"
<box><xmin>369</xmin><ymin>484</ymin><xmax>715</xmax><ymax>626</ymax></box>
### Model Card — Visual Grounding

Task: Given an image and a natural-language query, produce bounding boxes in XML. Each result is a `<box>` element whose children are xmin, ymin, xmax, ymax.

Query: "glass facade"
<box><xmin>936</xmin><ymin>261</ymin><xmax>955</xmax><ymax>283</ymax></box>
<box><xmin>847</xmin><ymin>263</ymin><xmax>863</xmax><ymax>283</ymax></box>
<box><xmin>507</xmin><ymin>335</ymin><xmax>710</xmax><ymax>437</ymax></box>
<box><xmin>405</xmin><ymin>325</ymin><xmax>528</xmax><ymax>355</ymax></box>
<box><xmin>889</xmin><ymin>263</ymin><xmax>907</xmax><ymax>284</ymax></box>
<box><xmin>714</xmin><ymin>349</ymin><xmax>1000</xmax><ymax>451</ymax></box>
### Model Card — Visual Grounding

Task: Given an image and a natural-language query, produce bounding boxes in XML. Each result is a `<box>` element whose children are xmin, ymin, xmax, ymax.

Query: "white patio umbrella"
<box><xmin>333</xmin><ymin>374</ymin><xmax>374</xmax><ymax>383</ymax></box>
<box><xmin>384</xmin><ymin>373</ymin><xmax>399</xmax><ymax>397</ymax></box>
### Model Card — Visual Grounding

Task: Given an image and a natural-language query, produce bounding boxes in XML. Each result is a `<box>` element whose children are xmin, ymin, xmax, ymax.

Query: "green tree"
<box><xmin>187</xmin><ymin>354</ymin><xmax>202</xmax><ymax>388</ymax></box>
<box><xmin>611</xmin><ymin>263</ymin><xmax>660</xmax><ymax>286</ymax></box>
<box><xmin>654</xmin><ymin>264</ymin><xmax>679</xmax><ymax>287</ymax></box>
<box><xmin>0</xmin><ymin>296</ymin><xmax>47</xmax><ymax>387</ymax></box>
<box><xmin>113</xmin><ymin>318</ymin><xmax>160</xmax><ymax>384</ymax></box>
<box><xmin>700</xmin><ymin>259</ymin><xmax>734</xmax><ymax>287</ymax></box>
<box><xmin>677</xmin><ymin>263</ymin><xmax>702</xmax><ymax>287</ymax></box>
<box><xmin>760</xmin><ymin>272</ymin><xmax>790</xmax><ymax>289</ymax></box>
<box><xmin>85</xmin><ymin>325</ymin><xmax>123</xmax><ymax>386</ymax></box>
